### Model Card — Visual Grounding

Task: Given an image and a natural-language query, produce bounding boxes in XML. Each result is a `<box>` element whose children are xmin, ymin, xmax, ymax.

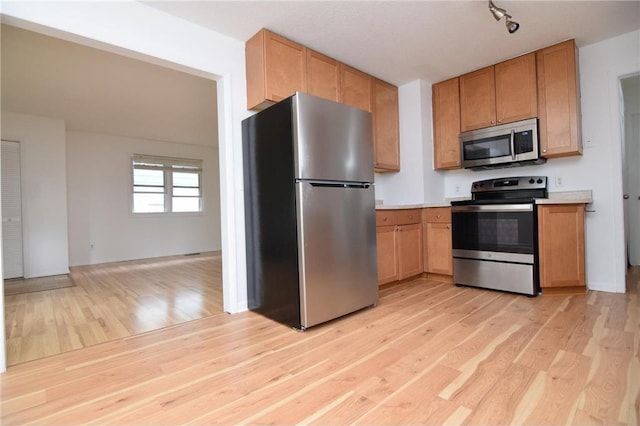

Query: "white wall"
<box><xmin>378</xmin><ymin>30</ymin><xmax>640</xmax><ymax>294</ymax></box>
<box><xmin>66</xmin><ymin>130</ymin><xmax>220</xmax><ymax>266</ymax></box>
<box><xmin>375</xmin><ymin>80</ymin><xmax>445</xmax><ymax>205</ymax></box>
<box><xmin>1</xmin><ymin>112</ymin><xmax>70</xmax><ymax>278</ymax></box>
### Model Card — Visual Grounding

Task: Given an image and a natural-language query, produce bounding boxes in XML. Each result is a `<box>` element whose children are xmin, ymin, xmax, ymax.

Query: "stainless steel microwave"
<box><xmin>460</xmin><ymin>118</ymin><xmax>545</xmax><ymax>170</ymax></box>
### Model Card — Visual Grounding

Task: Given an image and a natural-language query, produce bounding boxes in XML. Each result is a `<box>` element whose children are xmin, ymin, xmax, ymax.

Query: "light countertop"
<box><xmin>375</xmin><ymin>190</ymin><xmax>593</xmax><ymax>210</ymax></box>
<box><xmin>536</xmin><ymin>190</ymin><xmax>593</xmax><ymax>204</ymax></box>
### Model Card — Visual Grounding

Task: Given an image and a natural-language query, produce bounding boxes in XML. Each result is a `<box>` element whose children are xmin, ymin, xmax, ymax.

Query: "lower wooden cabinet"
<box><xmin>397</xmin><ymin>223</ymin><xmax>423</xmax><ymax>279</ymax></box>
<box><xmin>538</xmin><ymin>204</ymin><xmax>586</xmax><ymax>293</ymax></box>
<box><xmin>376</xmin><ymin>225</ymin><xmax>398</xmax><ymax>284</ymax></box>
<box><xmin>375</xmin><ymin>210</ymin><xmax>422</xmax><ymax>285</ymax></box>
<box><xmin>422</xmin><ymin>207</ymin><xmax>453</xmax><ymax>277</ymax></box>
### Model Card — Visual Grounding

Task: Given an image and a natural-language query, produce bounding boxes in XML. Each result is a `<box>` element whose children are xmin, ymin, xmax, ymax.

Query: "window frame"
<box><xmin>131</xmin><ymin>154</ymin><xmax>204</xmax><ymax>214</ymax></box>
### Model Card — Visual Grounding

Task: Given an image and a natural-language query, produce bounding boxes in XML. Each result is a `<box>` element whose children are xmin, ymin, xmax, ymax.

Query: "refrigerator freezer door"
<box><xmin>296</xmin><ymin>181</ymin><xmax>378</xmax><ymax>328</ymax></box>
<box><xmin>293</xmin><ymin>93</ymin><xmax>374</xmax><ymax>183</ymax></box>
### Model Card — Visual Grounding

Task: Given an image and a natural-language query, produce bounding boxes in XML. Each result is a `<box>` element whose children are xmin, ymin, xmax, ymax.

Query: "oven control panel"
<box><xmin>471</xmin><ymin>176</ymin><xmax>547</xmax><ymax>193</ymax></box>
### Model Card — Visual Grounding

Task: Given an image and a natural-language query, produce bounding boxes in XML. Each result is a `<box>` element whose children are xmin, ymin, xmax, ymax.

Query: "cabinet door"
<box><xmin>376</xmin><ymin>225</ymin><xmax>398</xmax><ymax>285</ymax></box>
<box><xmin>305</xmin><ymin>49</ymin><xmax>340</xmax><ymax>102</ymax></box>
<box><xmin>495</xmin><ymin>53</ymin><xmax>537</xmax><ymax>125</ymax></box>
<box><xmin>372</xmin><ymin>79</ymin><xmax>400</xmax><ymax>171</ymax></box>
<box><xmin>424</xmin><ymin>222</ymin><xmax>452</xmax><ymax>275</ymax></box>
<box><xmin>538</xmin><ymin>204</ymin><xmax>585</xmax><ymax>289</ymax></box>
<box><xmin>246</xmin><ymin>29</ymin><xmax>305</xmax><ymax>110</ymax></box>
<box><xmin>460</xmin><ymin>66</ymin><xmax>496</xmax><ymax>131</ymax></box>
<box><xmin>432</xmin><ymin>78</ymin><xmax>461</xmax><ymax>170</ymax></box>
<box><xmin>339</xmin><ymin>64</ymin><xmax>372</xmax><ymax>112</ymax></box>
<box><xmin>397</xmin><ymin>223</ymin><xmax>423</xmax><ymax>280</ymax></box>
<box><xmin>536</xmin><ymin>40</ymin><xmax>582</xmax><ymax>158</ymax></box>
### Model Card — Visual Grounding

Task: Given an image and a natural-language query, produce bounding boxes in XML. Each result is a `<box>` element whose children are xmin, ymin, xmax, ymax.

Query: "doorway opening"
<box><xmin>1</xmin><ymin>24</ymin><xmax>224</xmax><ymax>366</ymax></box>
<box><xmin>621</xmin><ymin>74</ymin><xmax>640</xmax><ymax>276</ymax></box>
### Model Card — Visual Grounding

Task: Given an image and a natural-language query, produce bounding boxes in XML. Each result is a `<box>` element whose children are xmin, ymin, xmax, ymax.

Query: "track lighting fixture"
<box><xmin>488</xmin><ymin>0</ymin><xmax>520</xmax><ymax>34</ymax></box>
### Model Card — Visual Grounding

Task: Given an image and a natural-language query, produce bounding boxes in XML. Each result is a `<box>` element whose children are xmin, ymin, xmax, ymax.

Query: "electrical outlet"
<box><xmin>555</xmin><ymin>176</ymin><xmax>564</xmax><ymax>187</ymax></box>
<box><xmin>454</xmin><ymin>184</ymin><xmax>460</xmax><ymax>194</ymax></box>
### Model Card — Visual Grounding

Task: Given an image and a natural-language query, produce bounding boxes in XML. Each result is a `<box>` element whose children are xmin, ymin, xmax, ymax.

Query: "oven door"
<box><xmin>451</xmin><ymin>203</ymin><xmax>539</xmax><ymax>295</ymax></box>
<box><xmin>451</xmin><ymin>203</ymin><xmax>536</xmax><ymax>258</ymax></box>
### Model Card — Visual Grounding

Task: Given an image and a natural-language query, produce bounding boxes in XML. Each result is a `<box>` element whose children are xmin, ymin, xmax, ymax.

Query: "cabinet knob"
<box><xmin>383</xmin><ymin>217</ymin><xmax>387</xmax><ymax>221</ymax></box>
<box><xmin>491</xmin><ymin>120</ymin><xmax>495</xmax><ymax>124</ymax></box>
<box><xmin>623</xmin><ymin>194</ymin><xmax>630</xmax><ymax>199</ymax></box>
<box><xmin>446</xmin><ymin>225</ymin><xmax>450</xmax><ymax>229</ymax></box>
<box><xmin>436</xmin><ymin>215</ymin><xmax>441</xmax><ymax>219</ymax></box>
<box><xmin>542</xmin><ymin>149</ymin><xmax>547</xmax><ymax>153</ymax></box>
<box><xmin>497</xmin><ymin>119</ymin><xmax>502</xmax><ymax>123</ymax></box>
<box><xmin>409</xmin><ymin>215</ymin><xmax>413</xmax><ymax>219</ymax></box>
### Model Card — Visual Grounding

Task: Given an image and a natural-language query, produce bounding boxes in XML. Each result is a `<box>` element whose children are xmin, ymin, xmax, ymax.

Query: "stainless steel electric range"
<box><xmin>450</xmin><ymin>176</ymin><xmax>548</xmax><ymax>296</ymax></box>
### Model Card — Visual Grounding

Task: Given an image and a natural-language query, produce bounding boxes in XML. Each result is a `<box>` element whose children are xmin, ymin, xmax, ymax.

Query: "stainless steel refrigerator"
<box><xmin>243</xmin><ymin>92</ymin><xmax>378</xmax><ymax>330</ymax></box>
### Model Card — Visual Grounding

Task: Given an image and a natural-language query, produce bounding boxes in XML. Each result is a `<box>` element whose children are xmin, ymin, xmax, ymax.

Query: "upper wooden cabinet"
<box><xmin>536</xmin><ymin>39</ymin><xmax>582</xmax><ymax>158</ymax></box>
<box><xmin>495</xmin><ymin>53</ymin><xmax>538</xmax><ymax>124</ymax></box>
<box><xmin>246</xmin><ymin>29</ymin><xmax>305</xmax><ymax>111</ymax></box>
<box><xmin>459</xmin><ymin>53</ymin><xmax>537</xmax><ymax>132</ymax></box>
<box><xmin>305</xmin><ymin>49</ymin><xmax>340</xmax><ymax>102</ymax></box>
<box><xmin>372</xmin><ymin>79</ymin><xmax>400</xmax><ymax>171</ymax></box>
<box><xmin>339</xmin><ymin>64</ymin><xmax>372</xmax><ymax>112</ymax></box>
<box><xmin>460</xmin><ymin>66</ymin><xmax>496</xmax><ymax>131</ymax></box>
<box><xmin>245</xmin><ymin>29</ymin><xmax>400</xmax><ymax>172</ymax></box>
<box><xmin>432</xmin><ymin>78</ymin><xmax>461</xmax><ymax>170</ymax></box>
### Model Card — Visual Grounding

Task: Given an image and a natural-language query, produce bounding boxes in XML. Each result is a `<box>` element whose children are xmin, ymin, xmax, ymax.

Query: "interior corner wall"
<box><xmin>1</xmin><ymin>111</ymin><xmax>70</xmax><ymax>278</ymax></box>
<box><xmin>375</xmin><ymin>80</ymin><xmax>430</xmax><ymax>205</ymax></box>
<box><xmin>66</xmin><ymin>130</ymin><xmax>221</xmax><ymax>266</ymax></box>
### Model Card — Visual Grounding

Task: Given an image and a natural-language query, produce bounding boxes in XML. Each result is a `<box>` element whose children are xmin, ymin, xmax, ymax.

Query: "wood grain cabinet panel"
<box><xmin>538</xmin><ymin>204</ymin><xmax>586</xmax><ymax>293</ymax></box>
<box><xmin>246</xmin><ymin>29</ymin><xmax>305</xmax><ymax>111</ymax></box>
<box><xmin>305</xmin><ymin>49</ymin><xmax>340</xmax><ymax>102</ymax></box>
<box><xmin>376</xmin><ymin>225</ymin><xmax>399</xmax><ymax>285</ymax></box>
<box><xmin>495</xmin><ymin>52</ymin><xmax>538</xmax><ymax>124</ymax></box>
<box><xmin>460</xmin><ymin>53</ymin><xmax>537</xmax><ymax>132</ymax></box>
<box><xmin>536</xmin><ymin>39</ymin><xmax>582</xmax><ymax>158</ymax></box>
<box><xmin>246</xmin><ymin>29</ymin><xmax>401</xmax><ymax>172</ymax></box>
<box><xmin>375</xmin><ymin>209</ymin><xmax>423</xmax><ymax>285</ymax></box>
<box><xmin>339</xmin><ymin>64</ymin><xmax>372</xmax><ymax>112</ymax></box>
<box><xmin>372</xmin><ymin>78</ymin><xmax>400</xmax><ymax>172</ymax></box>
<box><xmin>432</xmin><ymin>78</ymin><xmax>461</xmax><ymax>170</ymax></box>
<box><xmin>397</xmin><ymin>223</ymin><xmax>423</xmax><ymax>280</ymax></box>
<box><xmin>460</xmin><ymin>66</ymin><xmax>496</xmax><ymax>131</ymax></box>
<box><xmin>422</xmin><ymin>208</ymin><xmax>453</xmax><ymax>277</ymax></box>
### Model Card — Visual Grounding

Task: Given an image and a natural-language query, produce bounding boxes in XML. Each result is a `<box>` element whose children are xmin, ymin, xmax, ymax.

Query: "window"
<box><xmin>132</xmin><ymin>154</ymin><xmax>203</xmax><ymax>213</ymax></box>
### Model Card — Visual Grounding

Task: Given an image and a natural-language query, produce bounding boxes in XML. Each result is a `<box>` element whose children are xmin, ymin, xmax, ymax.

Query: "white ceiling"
<box><xmin>1</xmin><ymin>25</ymin><xmax>218</xmax><ymax>147</ymax></box>
<box><xmin>144</xmin><ymin>0</ymin><xmax>640</xmax><ymax>85</ymax></box>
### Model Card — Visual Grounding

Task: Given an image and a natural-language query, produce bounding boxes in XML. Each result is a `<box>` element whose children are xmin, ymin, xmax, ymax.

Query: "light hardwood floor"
<box><xmin>1</xmin><ymin>267</ymin><xmax>638</xmax><ymax>425</ymax></box>
<box><xmin>3</xmin><ymin>252</ymin><xmax>223</xmax><ymax>366</ymax></box>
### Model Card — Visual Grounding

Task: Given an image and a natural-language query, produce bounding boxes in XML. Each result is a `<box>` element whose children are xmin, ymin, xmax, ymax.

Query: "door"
<box><xmin>294</xmin><ymin>92</ymin><xmax>374</xmax><ymax>183</ymax></box>
<box><xmin>296</xmin><ymin>181</ymin><xmax>378</xmax><ymax>328</ymax></box>
<box><xmin>622</xmin><ymin>75</ymin><xmax>640</xmax><ymax>266</ymax></box>
<box><xmin>1</xmin><ymin>140</ymin><xmax>24</xmax><ymax>279</ymax></box>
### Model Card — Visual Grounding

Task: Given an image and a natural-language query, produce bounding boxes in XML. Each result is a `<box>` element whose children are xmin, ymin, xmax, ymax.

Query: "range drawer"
<box><xmin>423</xmin><ymin>207</ymin><xmax>451</xmax><ymax>223</ymax></box>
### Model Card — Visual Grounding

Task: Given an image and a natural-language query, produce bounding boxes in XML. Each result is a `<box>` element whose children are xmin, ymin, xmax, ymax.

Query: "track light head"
<box><xmin>505</xmin><ymin>15</ymin><xmax>520</xmax><ymax>33</ymax></box>
<box><xmin>488</xmin><ymin>0</ymin><xmax>520</xmax><ymax>34</ymax></box>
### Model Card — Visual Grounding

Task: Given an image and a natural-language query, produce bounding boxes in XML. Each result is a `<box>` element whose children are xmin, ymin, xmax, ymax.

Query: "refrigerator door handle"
<box><xmin>300</xmin><ymin>180</ymin><xmax>372</xmax><ymax>189</ymax></box>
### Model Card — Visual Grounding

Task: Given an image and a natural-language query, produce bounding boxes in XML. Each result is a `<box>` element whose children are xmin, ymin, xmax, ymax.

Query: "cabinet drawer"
<box><xmin>423</xmin><ymin>207</ymin><xmax>451</xmax><ymax>223</ymax></box>
<box><xmin>376</xmin><ymin>211</ymin><xmax>398</xmax><ymax>227</ymax></box>
<box><xmin>396</xmin><ymin>209</ymin><xmax>421</xmax><ymax>225</ymax></box>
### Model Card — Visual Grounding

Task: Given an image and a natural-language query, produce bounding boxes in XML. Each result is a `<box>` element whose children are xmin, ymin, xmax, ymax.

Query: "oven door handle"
<box><xmin>451</xmin><ymin>204</ymin><xmax>534</xmax><ymax>213</ymax></box>
<box><xmin>510</xmin><ymin>128</ymin><xmax>516</xmax><ymax>160</ymax></box>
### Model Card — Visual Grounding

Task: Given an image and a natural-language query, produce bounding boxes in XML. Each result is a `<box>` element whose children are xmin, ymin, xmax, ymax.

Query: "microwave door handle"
<box><xmin>510</xmin><ymin>129</ymin><xmax>516</xmax><ymax>160</ymax></box>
